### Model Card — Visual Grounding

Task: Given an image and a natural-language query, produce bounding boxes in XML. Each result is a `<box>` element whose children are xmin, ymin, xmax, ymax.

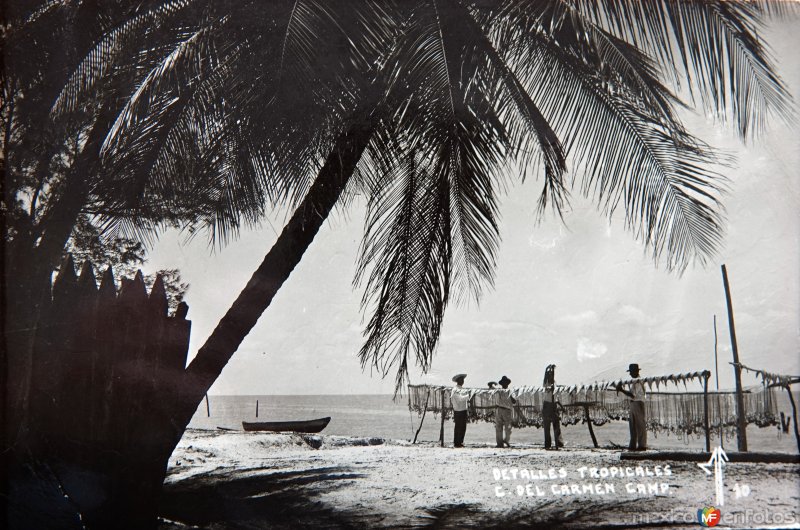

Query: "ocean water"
<box><xmin>188</xmin><ymin>394</ymin><xmax>800</xmax><ymax>452</ymax></box>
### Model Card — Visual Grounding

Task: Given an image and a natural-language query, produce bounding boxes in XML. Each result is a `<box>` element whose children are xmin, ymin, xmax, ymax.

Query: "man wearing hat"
<box><xmin>542</xmin><ymin>364</ymin><xmax>564</xmax><ymax>450</ymax></box>
<box><xmin>616</xmin><ymin>363</ymin><xmax>647</xmax><ymax>451</ymax></box>
<box><xmin>450</xmin><ymin>374</ymin><xmax>471</xmax><ymax>447</ymax></box>
<box><xmin>494</xmin><ymin>376</ymin><xmax>517</xmax><ymax>448</ymax></box>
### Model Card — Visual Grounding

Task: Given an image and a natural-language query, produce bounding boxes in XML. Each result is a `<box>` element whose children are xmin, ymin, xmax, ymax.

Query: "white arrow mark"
<box><xmin>698</xmin><ymin>446</ymin><xmax>729</xmax><ymax>506</ymax></box>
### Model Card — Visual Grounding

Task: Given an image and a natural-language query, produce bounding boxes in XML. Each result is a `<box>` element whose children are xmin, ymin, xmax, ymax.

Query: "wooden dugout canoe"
<box><xmin>241</xmin><ymin>417</ymin><xmax>331</xmax><ymax>433</ymax></box>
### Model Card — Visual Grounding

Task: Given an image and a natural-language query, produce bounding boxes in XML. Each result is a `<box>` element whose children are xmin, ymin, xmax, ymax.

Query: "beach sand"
<box><xmin>159</xmin><ymin>429</ymin><xmax>800</xmax><ymax>529</ymax></box>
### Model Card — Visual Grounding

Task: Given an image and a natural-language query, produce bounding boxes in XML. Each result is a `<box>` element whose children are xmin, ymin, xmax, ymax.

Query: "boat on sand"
<box><xmin>241</xmin><ymin>417</ymin><xmax>331</xmax><ymax>433</ymax></box>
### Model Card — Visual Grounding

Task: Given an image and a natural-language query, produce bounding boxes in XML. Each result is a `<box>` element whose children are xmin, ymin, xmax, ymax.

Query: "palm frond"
<box><xmin>352</xmin><ymin>0</ymin><xmax>515</xmax><ymax>389</ymax></box>
<box><xmin>356</xmin><ymin>151</ymin><xmax>451</xmax><ymax>394</ymax></box>
<box><xmin>568</xmin><ymin>0</ymin><xmax>795</xmax><ymax>138</ymax></box>
<box><xmin>385</xmin><ymin>0</ymin><xmax>506</xmax><ymax>303</ymax></box>
<box><xmin>100</xmin><ymin>24</ymin><xmax>215</xmax><ymax>156</ymax></box>
<box><xmin>749</xmin><ymin>0</ymin><xmax>800</xmax><ymax>18</ymax></box>
<box><xmin>495</xmin><ymin>0</ymin><xmax>685</xmax><ymax>126</ymax></box>
<box><xmin>459</xmin><ymin>2</ymin><xmax>569</xmax><ymax>218</ymax></box>
<box><xmin>513</xmin><ymin>29</ymin><xmax>726</xmax><ymax>271</ymax></box>
<box><xmin>4</xmin><ymin>1</ymin><xmax>153</xmax><ymax>187</ymax></box>
<box><xmin>51</xmin><ymin>0</ymin><xmax>200</xmax><ymax>117</ymax></box>
<box><xmin>90</xmin><ymin>0</ymin><xmax>395</xmax><ymax>247</ymax></box>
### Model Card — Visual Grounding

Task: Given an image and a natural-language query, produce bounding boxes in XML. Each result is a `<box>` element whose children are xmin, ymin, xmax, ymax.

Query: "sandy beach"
<box><xmin>159</xmin><ymin>429</ymin><xmax>800</xmax><ymax>529</ymax></box>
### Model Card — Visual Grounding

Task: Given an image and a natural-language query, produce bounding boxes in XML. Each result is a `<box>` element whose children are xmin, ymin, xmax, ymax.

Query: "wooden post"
<box><xmin>439</xmin><ymin>389</ymin><xmax>446</xmax><ymax>447</ymax></box>
<box><xmin>785</xmin><ymin>384</ymin><xmax>800</xmax><ymax>454</ymax></box>
<box><xmin>703</xmin><ymin>371</ymin><xmax>711</xmax><ymax>452</ymax></box>
<box><xmin>721</xmin><ymin>264</ymin><xmax>748</xmax><ymax>452</ymax></box>
<box><xmin>413</xmin><ymin>390</ymin><xmax>431</xmax><ymax>444</ymax></box>
<box><xmin>205</xmin><ymin>394</ymin><xmax>211</xmax><ymax>417</ymax></box>
<box><xmin>713</xmin><ymin>315</ymin><xmax>720</xmax><ymax>391</ymax></box>
<box><xmin>583</xmin><ymin>404</ymin><xmax>598</xmax><ymax>448</ymax></box>
<box><xmin>256</xmin><ymin>399</ymin><xmax>259</xmax><ymax>418</ymax></box>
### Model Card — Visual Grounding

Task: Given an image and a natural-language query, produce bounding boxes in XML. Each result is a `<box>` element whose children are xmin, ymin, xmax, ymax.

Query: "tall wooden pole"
<box><xmin>439</xmin><ymin>389</ymin><xmax>446</xmax><ymax>447</ymax></box>
<box><xmin>721</xmin><ymin>265</ymin><xmax>747</xmax><ymax>452</ymax></box>
<box><xmin>583</xmin><ymin>404</ymin><xmax>599</xmax><ymax>448</ymax></box>
<box><xmin>784</xmin><ymin>385</ymin><xmax>800</xmax><ymax>454</ymax></box>
<box><xmin>703</xmin><ymin>371</ymin><xmax>711</xmax><ymax>452</ymax></box>
<box><xmin>713</xmin><ymin>316</ymin><xmax>719</xmax><ymax>389</ymax></box>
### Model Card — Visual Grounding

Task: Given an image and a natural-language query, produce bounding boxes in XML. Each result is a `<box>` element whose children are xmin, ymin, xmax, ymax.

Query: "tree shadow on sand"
<box><xmin>159</xmin><ymin>466</ymin><xmax>377</xmax><ymax>529</ymax></box>
<box><xmin>160</xmin><ymin>469</ymin><xmax>699</xmax><ymax>529</ymax></box>
<box><xmin>417</xmin><ymin>498</ymin><xmax>698</xmax><ymax>529</ymax></box>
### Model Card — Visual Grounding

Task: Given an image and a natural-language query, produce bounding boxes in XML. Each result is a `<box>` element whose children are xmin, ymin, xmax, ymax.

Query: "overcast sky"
<box><xmin>146</xmin><ymin>17</ymin><xmax>800</xmax><ymax>396</ymax></box>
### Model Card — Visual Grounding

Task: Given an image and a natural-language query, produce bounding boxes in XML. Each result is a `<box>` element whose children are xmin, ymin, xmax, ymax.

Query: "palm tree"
<box><xmin>3</xmin><ymin>1</ymin><xmax>794</xmax><ymax>527</ymax></box>
<box><xmin>134</xmin><ymin>0</ymin><xmax>794</xmax><ymax>409</ymax></box>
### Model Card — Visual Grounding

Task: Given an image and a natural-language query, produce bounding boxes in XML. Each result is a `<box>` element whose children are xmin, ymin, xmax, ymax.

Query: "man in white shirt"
<box><xmin>495</xmin><ymin>376</ymin><xmax>516</xmax><ymax>448</ymax></box>
<box><xmin>450</xmin><ymin>374</ymin><xmax>471</xmax><ymax>447</ymax></box>
<box><xmin>615</xmin><ymin>363</ymin><xmax>647</xmax><ymax>451</ymax></box>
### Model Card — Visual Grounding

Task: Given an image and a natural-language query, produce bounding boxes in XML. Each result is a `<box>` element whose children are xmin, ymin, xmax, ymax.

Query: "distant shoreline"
<box><xmin>189</xmin><ymin>394</ymin><xmax>800</xmax><ymax>454</ymax></box>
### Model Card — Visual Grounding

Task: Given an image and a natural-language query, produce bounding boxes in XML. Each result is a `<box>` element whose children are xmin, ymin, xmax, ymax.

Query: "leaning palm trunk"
<box><xmin>126</xmin><ymin>103</ymin><xmax>377</xmax><ymax>528</ymax></box>
<box><xmin>103</xmin><ymin>102</ymin><xmax>379</xmax><ymax>528</ymax></box>
<box><xmin>173</xmin><ymin>102</ymin><xmax>381</xmax><ymax>430</ymax></box>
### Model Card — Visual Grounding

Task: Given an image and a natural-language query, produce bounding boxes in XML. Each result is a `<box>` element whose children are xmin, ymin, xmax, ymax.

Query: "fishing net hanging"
<box><xmin>408</xmin><ymin>372</ymin><xmax>779</xmax><ymax>436</ymax></box>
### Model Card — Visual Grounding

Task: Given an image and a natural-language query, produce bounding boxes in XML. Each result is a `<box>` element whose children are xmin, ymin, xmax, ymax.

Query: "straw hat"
<box><xmin>452</xmin><ymin>373</ymin><xmax>467</xmax><ymax>383</ymax></box>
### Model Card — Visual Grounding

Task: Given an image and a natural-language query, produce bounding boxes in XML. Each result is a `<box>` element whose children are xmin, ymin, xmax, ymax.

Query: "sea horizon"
<box><xmin>188</xmin><ymin>393</ymin><xmax>800</xmax><ymax>453</ymax></box>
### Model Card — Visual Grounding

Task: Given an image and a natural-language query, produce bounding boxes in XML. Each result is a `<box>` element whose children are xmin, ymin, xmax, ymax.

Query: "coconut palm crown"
<box><xmin>3</xmin><ymin>0</ymin><xmax>795</xmax><ymax>400</ymax></box>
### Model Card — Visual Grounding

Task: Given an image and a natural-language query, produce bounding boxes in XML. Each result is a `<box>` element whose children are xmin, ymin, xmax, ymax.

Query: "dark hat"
<box><xmin>452</xmin><ymin>373</ymin><xmax>467</xmax><ymax>383</ymax></box>
<box><xmin>626</xmin><ymin>363</ymin><xmax>640</xmax><ymax>373</ymax></box>
<box><xmin>498</xmin><ymin>375</ymin><xmax>511</xmax><ymax>385</ymax></box>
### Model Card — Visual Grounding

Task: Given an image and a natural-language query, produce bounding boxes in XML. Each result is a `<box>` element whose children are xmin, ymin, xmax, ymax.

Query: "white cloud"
<box><xmin>576</xmin><ymin>337</ymin><xmax>608</xmax><ymax>362</ymax></box>
<box><xmin>474</xmin><ymin>320</ymin><xmax>530</xmax><ymax>330</ymax></box>
<box><xmin>556</xmin><ymin>310</ymin><xmax>598</xmax><ymax>326</ymax></box>
<box><xmin>529</xmin><ymin>235</ymin><xmax>560</xmax><ymax>251</ymax></box>
<box><xmin>617</xmin><ymin>305</ymin><xmax>654</xmax><ymax>326</ymax></box>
